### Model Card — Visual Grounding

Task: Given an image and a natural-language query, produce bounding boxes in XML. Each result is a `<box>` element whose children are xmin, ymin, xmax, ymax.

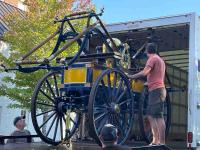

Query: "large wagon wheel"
<box><xmin>31</xmin><ymin>71</ymin><xmax>81</xmax><ymax>145</ymax></box>
<box><xmin>88</xmin><ymin>69</ymin><xmax>134</xmax><ymax>145</ymax></box>
<box><xmin>138</xmin><ymin>86</ymin><xmax>171</xmax><ymax>144</ymax></box>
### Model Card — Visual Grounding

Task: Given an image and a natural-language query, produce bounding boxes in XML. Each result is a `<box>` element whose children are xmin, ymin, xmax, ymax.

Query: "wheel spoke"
<box><xmin>36</xmin><ymin>102</ymin><xmax>54</xmax><ymax>107</ymax></box>
<box><xmin>36</xmin><ymin>109</ymin><xmax>55</xmax><ymax>117</ymax></box>
<box><xmin>39</xmin><ymin>111</ymin><xmax>56</xmax><ymax>129</ymax></box>
<box><xmin>94</xmin><ymin>105</ymin><xmax>108</xmax><ymax>113</ymax></box>
<box><xmin>116</xmin><ymin>88</ymin><xmax>127</xmax><ymax>104</ymax></box>
<box><xmin>97</xmin><ymin>115</ymin><xmax>108</xmax><ymax>133</ymax></box>
<box><xmin>99</xmin><ymin>80</ymin><xmax>110</xmax><ymax>106</ymax></box>
<box><xmin>114</xmin><ymin>115</ymin><xmax>125</xmax><ymax>137</ymax></box>
<box><xmin>94</xmin><ymin>112</ymin><xmax>107</xmax><ymax>122</ymax></box>
<box><xmin>117</xmin><ymin>114</ymin><xmax>126</xmax><ymax>127</ymax></box>
<box><xmin>115</xmin><ymin>78</ymin><xmax>123</xmax><ymax>100</ymax></box>
<box><xmin>53</xmin><ymin>117</ymin><xmax>59</xmax><ymax>141</ymax></box>
<box><xmin>110</xmin><ymin>114</ymin><xmax>115</xmax><ymax>125</ymax></box>
<box><xmin>121</xmin><ymin>109</ymin><xmax>131</xmax><ymax>113</ymax></box>
<box><xmin>88</xmin><ymin>70</ymin><xmax>134</xmax><ymax>145</ymax></box>
<box><xmin>33</xmin><ymin>72</ymin><xmax>82</xmax><ymax>144</ymax></box>
<box><xmin>112</xmin><ymin>72</ymin><xmax>117</xmax><ymax>102</ymax></box>
<box><xmin>94</xmin><ymin>105</ymin><xmax>108</xmax><ymax>109</ymax></box>
<box><xmin>94</xmin><ymin>110</ymin><xmax>106</xmax><ymax>116</ymax></box>
<box><xmin>118</xmin><ymin>98</ymin><xmax>132</xmax><ymax>106</ymax></box>
<box><xmin>107</xmin><ymin>73</ymin><xmax>112</xmax><ymax>102</ymax></box>
<box><xmin>46</xmin><ymin>79</ymin><xmax>56</xmax><ymax>99</ymax></box>
<box><xmin>62</xmin><ymin>115</ymin><xmax>66</xmax><ymax>124</ymax></box>
<box><xmin>70</xmin><ymin>117</ymin><xmax>77</xmax><ymax>126</ymax></box>
<box><xmin>53</xmin><ymin>74</ymin><xmax>60</xmax><ymax>97</ymax></box>
<box><xmin>39</xmin><ymin>89</ymin><xmax>55</xmax><ymax>104</ymax></box>
<box><xmin>100</xmin><ymin>80</ymin><xmax>108</xmax><ymax>98</ymax></box>
<box><xmin>60</xmin><ymin>116</ymin><xmax>63</xmax><ymax>140</ymax></box>
<box><xmin>46</xmin><ymin>114</ymin><xmax>57</xmax><ymax>137</ymax></box>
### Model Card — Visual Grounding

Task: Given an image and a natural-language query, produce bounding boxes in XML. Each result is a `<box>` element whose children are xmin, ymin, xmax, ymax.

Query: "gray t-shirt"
<box><xmin>7</xmin><ymin>129</ymin><xmax>32</xmax><ymax>143</ymax></box>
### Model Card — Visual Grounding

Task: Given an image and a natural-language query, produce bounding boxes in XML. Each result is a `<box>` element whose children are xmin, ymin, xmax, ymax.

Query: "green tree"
<box><xmin>0</xmin><ymin>0</ymin><xmax>93</xmax><ymax>109</ymax></box>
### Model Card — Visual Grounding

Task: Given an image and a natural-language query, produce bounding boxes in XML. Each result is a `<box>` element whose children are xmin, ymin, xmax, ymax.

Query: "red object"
<box><xmin>187</xmin><ymin>132</ymin><xmax>193</xmax><ymax>143</ymax></box>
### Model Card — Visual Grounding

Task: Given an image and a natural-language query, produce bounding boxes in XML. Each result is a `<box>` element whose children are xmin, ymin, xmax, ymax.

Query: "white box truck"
<box><xmin>89</xmin><ymin>12</ymin><xmax>200</xmax><ymax>150</ymax></box>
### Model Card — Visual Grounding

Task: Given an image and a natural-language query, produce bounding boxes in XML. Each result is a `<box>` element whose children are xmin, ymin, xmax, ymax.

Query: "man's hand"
<box><xmin>127</xmin><ymin>74</ymin><xmax>136</xmax><ymax>79</ymax></box>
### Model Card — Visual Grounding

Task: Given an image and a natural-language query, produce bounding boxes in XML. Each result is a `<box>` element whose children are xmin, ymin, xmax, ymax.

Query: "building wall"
<box><xmin>0</xmin><ymin>41</ymin><xmax>38</xmax><ymax>140</ymax></box>
<box><xmin>1</xmin><ymin>0</ymin><xmax>18</xmax><ymax>7</ymax></box>
<box><xmin>0</xmin><ymin>72</ymin><xmax>36</xmax><ymax>136</ymax></box>
<box><xmin>0</xmin><ymin>0</ymin><xmax>26</xmax><ymax>11</ymax></box>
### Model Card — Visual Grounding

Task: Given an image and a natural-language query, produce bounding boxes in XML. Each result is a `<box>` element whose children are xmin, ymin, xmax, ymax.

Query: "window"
<box><xmin>18</xmin><ymin>0</ymin><xmax>27</xmax><ymax>11</ymax></box>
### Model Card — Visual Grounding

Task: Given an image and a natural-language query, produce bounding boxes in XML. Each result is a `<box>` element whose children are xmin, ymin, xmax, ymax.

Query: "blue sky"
<box><xmin>93</xmin><ymin>0</ymin><xmax>200</xmax><ymax>23</ymax></box>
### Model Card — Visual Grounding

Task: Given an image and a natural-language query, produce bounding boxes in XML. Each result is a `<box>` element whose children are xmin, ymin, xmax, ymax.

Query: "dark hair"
<box><xmin>146</xmin><ymin>43</ymin><xmax>157</xmax><ymax>54</ymax></box>
<box><xmin>13</xmin><ymin>116</ymin><xmax>23</xmax><ymax>126</ymax></box>
<box><xmin>100</xmin><ymin>124</ymin><xmax>118</xmax><ymax>142</ymax></box>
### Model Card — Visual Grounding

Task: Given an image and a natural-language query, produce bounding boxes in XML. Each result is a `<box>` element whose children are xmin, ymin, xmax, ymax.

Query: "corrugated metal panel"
<box><xmin>0</xmin><ymin>1</ymin><xmax>25</xmax><ymax>38</ymax></box>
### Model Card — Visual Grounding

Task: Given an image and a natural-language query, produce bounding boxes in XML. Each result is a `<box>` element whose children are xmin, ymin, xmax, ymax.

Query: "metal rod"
<box><xmin>60</xmin><ymin>15</ymin><xmax>93</xmax><ymax>22</ymax></box>
<box><xmin>96</xmin><ymin>15</ymin><xmax>119</xmax><ymax>52</ymax></box>
<box><xmin>132</xmin><ymin>42</ymin><xmax>147</xmax><ymax>59</ymax></box>
<box><xmin>47</xmin><ymin>21</ymin><xmax>99</xmax><ymax>62</ymax></box>
<box><xmin>15</xmin><ymin>22</ymin><xmax>99</xmax><ymax>65</ymax></box>
<box><xmin>21</xmin><ymin>29</ymin><xmax>60</xmax><ymax>60</ymax></box>
<box><xmin>66</xmin><ymin>10</ymin><xmax>92</xmax><ymax>18</ymax></box>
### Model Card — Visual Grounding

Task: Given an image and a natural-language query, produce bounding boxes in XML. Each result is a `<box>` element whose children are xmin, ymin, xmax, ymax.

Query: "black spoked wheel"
<box><xmin>138</xmin><ymin>86</ymin><xmax>171</xmax><ymax>144</ymax></box>
<box><xmin>88</xmin><ymin>69</ymin><xmax>134</xmax><ymax>146</ymax></box>
<box><xmin>31</xmin><ymin>71</ymin><xmax>81</xmax><ymax>145</ymax></box>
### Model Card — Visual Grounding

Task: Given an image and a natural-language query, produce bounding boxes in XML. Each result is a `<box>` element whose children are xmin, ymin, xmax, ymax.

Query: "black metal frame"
<box><xmin>0</xmin><ymin>135</ymin><xmax>38</xmax><ymax>145</ymax></box>
<box><xmin>1</xmin><ymin>9</ymin><xmax>121</xmax><ymax>73</ymax></box>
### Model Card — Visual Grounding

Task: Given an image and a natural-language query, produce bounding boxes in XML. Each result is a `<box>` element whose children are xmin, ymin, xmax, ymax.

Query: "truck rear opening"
<box><xmin>90</xmin><ymin>13</ymin><xmax>200</xmax><ymax>149</ymax></box>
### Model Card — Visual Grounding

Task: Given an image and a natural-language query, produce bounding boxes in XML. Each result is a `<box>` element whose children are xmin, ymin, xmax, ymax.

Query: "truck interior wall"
<box><xmin>166</xmin><ymin>64</ymin><xmax>188</xmax><ymax>141</ymax></box>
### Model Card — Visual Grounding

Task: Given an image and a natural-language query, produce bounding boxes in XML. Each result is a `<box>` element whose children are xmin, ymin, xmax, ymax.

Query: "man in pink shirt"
<box><xmin>128</xmin><ymin>43</ymin><xmax>166</xmax><ymax>145</ymax></box>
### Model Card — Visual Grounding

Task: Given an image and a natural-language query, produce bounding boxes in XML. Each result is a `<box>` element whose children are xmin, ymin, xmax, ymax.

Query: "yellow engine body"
<box><xmin>131</xmin><ymin>79</ymin><xmax>145</xmax><ymax>92</ymax></box>
<box><xmin>63</xmin><ymin>62</ymin><xmax>114</xmax><ymax>87</ymax></box>
<box><xmin>63</xmin><ymin>62</ymin><xmax>145</xmax><ymax>92</ymax></box>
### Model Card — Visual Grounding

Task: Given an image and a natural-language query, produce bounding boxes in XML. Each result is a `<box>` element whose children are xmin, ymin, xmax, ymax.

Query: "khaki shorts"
<box><xmin>146</xmin><ymin>102</ymin><xmax>164</xmax><ymax>118</ymax></box>
<box><xmin>146</xmin><ymin>88</ymin><xmax>166</xmax><ymax>118</ymax></box>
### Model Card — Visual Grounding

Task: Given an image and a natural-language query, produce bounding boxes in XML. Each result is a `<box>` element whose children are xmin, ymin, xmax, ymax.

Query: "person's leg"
<box><xmin>156</xmin><ymin>117</ymin><xmax>166</xmax><ymax>144</ymax></box>
<box><xmin>157</xmin><ymin>88</ymin><xmax>167</xmax><ymax>144</ymax></box>
<box><xmin>148</xmin><ymin>115</ymin><xmax>159</xmax><ymax>144</ymax></box>
<box><xmin>147</xmin><ymin>88</ymin><xmax>166</xmax><ymax>145</ymax></box>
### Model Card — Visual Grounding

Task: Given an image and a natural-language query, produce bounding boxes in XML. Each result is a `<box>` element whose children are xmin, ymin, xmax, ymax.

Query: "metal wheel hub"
<box><xmin>57</xmin><ymin>102</ymin><xmax>66</xmax><ymax>114</ymax></box>
<box><xmin>109</xmin><ymin>103</ymin><xmax>120</xmax><ymax>114</ymax></box>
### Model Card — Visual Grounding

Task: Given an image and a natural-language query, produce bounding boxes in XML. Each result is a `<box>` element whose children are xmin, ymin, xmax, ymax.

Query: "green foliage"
<box><xmin>0</xmin><ymin>0</ymin><xmax>93</xmax><ymax>109</ymax></box>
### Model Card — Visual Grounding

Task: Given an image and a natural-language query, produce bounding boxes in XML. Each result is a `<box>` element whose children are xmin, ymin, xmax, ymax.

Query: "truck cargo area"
<box><xmin>89</xmin><ymin>13</ymin><xmax>200</xmax><ymax>149</ymax></box>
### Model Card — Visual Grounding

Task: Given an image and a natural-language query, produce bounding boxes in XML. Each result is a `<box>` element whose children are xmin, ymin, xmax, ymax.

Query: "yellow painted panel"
<box><xmin>92</xmin><ymin>69</ymin><xmax>114</xmax><ymax>86</ymax></box>
<box><xmin>64</xmin><ymin>68</ymin><xmax>86</xmax><ymax>83</ymax></box>
<box><xmin>131</xmin><ymin>79</ymin><xmax>144</xmax><ymax>92</ymax></box>
<box><xmin>92</xmin><ymin>69</ymin><xmax>102</xmax><ymax>82</ymax></box>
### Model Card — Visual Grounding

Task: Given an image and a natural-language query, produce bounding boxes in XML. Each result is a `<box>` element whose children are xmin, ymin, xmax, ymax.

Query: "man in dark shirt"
<box><xmin>7</xmin><ymin>116</ymin><xmax>32</xmax><ymax>143</ymax></box>
<box><xmin>99</xmin><ymin>124</ymin><xmax>131</xmax><ymax>150</ymax></box>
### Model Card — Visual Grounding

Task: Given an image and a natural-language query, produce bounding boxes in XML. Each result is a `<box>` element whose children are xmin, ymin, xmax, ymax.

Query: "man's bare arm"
<box><xmin>128</xmin><ymin>66</ymin><xmax>152</xmax><ymax>79</ymax></box>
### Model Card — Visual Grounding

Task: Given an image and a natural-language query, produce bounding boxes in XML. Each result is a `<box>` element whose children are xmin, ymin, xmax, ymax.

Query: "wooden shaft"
<box><xmin>21</xmin><ymin>29</ymin><xmax>60</xmax><ymax>60</ymax></box>
<box><xmin>15</xmin><ymin>59</ymin><xmax>46</xmax><ymax>65</ymax></box>
<box><xmin>66</xmin><ymin>10</ymin><xmax>93</xmax><ymax>17</ymax></box>
<box><xmin>15</xmin><ymin>22</ymin><xmax>99</xmax><ymax>65</ymax></box>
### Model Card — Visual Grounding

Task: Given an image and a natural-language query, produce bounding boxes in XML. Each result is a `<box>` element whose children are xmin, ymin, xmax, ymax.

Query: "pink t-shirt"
<box><xmin>146</xmin><ymin>54</ymin><xmax>165</xmax><ymax>91</ymax></box>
